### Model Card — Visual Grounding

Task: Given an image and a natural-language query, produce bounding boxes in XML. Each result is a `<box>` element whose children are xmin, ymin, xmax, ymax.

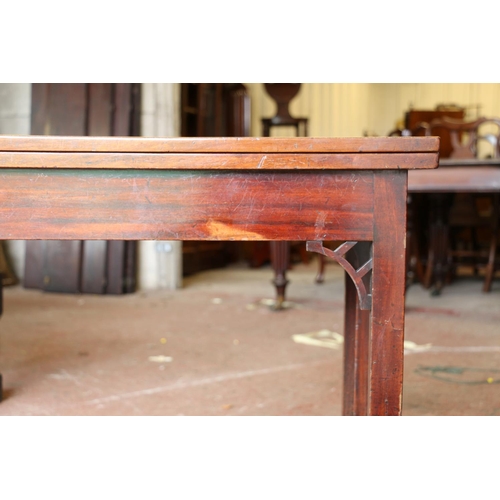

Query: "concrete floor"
<box><xmin>1</xmin><ymin>259</ymin><xmax>500</xmax><ymax>416</ymax></box>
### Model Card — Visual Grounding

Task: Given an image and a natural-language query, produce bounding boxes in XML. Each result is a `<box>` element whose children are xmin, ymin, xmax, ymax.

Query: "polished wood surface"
<box><xmin>0</xmin><ymin>135</ymin><xmax>438</xmax><ymax>415</ymax></box>
<box><xmin>409</xmin><ymin>163</ymin><xmax>500</xmax><ymax>192</ymax></box>
<box><xmin>0</xmin><ymin>135</ymin><xmax>439</xmax><ymax>154</ymax></box>
<box><xmin>0</xmin><ymin>170</ymin><xmax>376</xmax><ymax>241</ymax></box>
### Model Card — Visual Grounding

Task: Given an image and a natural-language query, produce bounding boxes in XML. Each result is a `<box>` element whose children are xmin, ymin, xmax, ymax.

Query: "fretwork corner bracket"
<box><xmin>306</xmin><ymin>240</ymin><xmax>373</xmax><ymax>310</ymax></box>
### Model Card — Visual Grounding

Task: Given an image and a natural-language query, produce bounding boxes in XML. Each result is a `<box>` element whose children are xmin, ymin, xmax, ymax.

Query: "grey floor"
<box><xmin>1</xmin><ymin>259</ymin><xmax>500</xmax><ymax>416</ymax></box>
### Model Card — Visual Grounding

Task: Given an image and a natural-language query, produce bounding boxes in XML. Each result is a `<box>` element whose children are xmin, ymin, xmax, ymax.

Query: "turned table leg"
<box><xmin>424</xmin><ymin>193</ymin><xmax>454</xmax><ymax>295</ymax></box>
<box><xmin>270</xmin><ymin>241</ymin><xmax>290</xmax><ymax>310</ymax></box>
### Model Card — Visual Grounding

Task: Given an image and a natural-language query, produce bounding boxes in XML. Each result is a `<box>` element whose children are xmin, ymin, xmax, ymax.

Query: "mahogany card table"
<box><xmin>0</xmin><ymin>135</ymin><xmax>438</xmax><ymax>415</ymax></box>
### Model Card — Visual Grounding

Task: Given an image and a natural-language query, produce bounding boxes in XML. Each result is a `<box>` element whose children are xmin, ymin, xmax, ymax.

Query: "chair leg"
<box><xmin>270</xmin><ymin>241</ymin><xmax>290</xmax><ymax>310</ymax></box>
<box><xmin>315</xmin><ymin>254</ymin><xmax>326</xmax><ymax>283</ymax></box>
<box><xmin>483</xmin><ymin>195</ymin><xmax>499</xmax><ymax>293</ymax></box>
<box><xmin>483</xmin><ymin>233</ymin><xmax>497</xmax><ymax>292</ymax></box>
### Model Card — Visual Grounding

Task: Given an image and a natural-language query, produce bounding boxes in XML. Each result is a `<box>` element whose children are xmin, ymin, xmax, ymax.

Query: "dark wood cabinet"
<box><xmin>181</xmin><ymin>83</ymin><xmax>250</xmax><ymax>137</ymax></box>
<box><xmin>180</xmin><ymin>83</ymin><xmax>251</xmax><ymax>276</ymax></box>
<box><xmin>24</xmin><ymin>83</ymin><xmax>140</xmax><ymax>294</ymax></box>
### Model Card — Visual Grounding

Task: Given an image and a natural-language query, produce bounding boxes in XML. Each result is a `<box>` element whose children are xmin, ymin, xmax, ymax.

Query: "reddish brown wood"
<box><xmin>409</xmin><ymin>164</ymin><xmax>500</xmax><ymax>192</ymax></box>
<box><xmin>307</xmin><ymin>241</ymin><xmax>372</xmax><ymax>310</ymax></box>
<box><xmin>0</xmin><ymin>135</ymin><xmax>437</xmax><ymax>415</ymax></box>
<box><xmin>307</xmin><ymin>240</ymin><xmax>372</xmax><ymax>415</ymax></box>
<box><xmin>0</xmin><ymin>135</ymin><xmax>439</xmax><ymax>154</ymax></box>
<box><xmin>0</xmin><ymin>170</ymin><xmax>375</xmax><ymax>241</ymax></box>
<box><xmin>342</xmin><ymin>242</ymin><xmax>371</xmax><ymax>416</ymax></box>
<box><xmin>370</xmin><ymin>170</ymin><xmax>407</xmax><ymax>415</ymax></box>
<box><xmin>0</xmin><ymin>151</ymin><xmax>439</xmax><ymax>171</ymax></box>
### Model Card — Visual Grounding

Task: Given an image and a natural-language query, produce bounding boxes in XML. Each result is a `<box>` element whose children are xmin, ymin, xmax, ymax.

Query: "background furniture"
<box><xmin>315</xmin><ymin>105</ymin><xmax>465</xmax><ymax>288</ymax></box>
<box><xmin>261</xmin><ymin>84</ymin><xmax>308</xmax><ymax>137</ymax></box>
<box><xmin>0</xmin><ymin>135</ymin><xmax>438</xmax><ymax>415</ymax></box>
<box><xmin>409</xmin><ymin>161</ymin><xmax>500</xmax><ymax>293</ymax></box>
<box><xmin>420</xmin><ymin>117</ymin><xmax>500</xmax><ymax>293</ymax></box>
<box><xmin>404</xmin><ymin>105</ymin><xmax>465</xmax><ymax>158</ymax></box>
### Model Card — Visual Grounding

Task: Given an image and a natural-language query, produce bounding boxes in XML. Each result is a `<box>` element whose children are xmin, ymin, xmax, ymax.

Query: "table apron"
<box><xmin>0</xmin><ymin>169</ymin><xmax>375</xmax><ymax>241</ymax></box>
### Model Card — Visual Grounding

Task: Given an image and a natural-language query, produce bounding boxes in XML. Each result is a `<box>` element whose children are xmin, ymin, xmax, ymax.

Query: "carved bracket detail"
<box><xmin>306</xmin><ymin>241</ymin><xmax>373</xmax><ymax>310</ymax></box>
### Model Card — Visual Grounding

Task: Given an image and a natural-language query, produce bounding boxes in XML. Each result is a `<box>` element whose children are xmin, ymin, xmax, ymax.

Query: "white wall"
<box><xmin>246</xmin><ymin>83</ymin><xmax>373</xmax><ymax>137</ymax></box>
<box><xmin>139</xmin><ymin>83</ymin><xmax>183</xmax><ymax>290</ymax></box>
<box><xmin>245</xmin><ymin>83</ymin><xmax>500</xmax><ymax>138</ymax></box>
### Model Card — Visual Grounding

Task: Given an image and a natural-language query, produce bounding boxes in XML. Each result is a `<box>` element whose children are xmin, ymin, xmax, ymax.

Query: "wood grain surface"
<box><xmin>0</xmin><ymin>135</ymin><xmax>439</xmax><ymax>154</ymax></box>
<box><xmin>0</xmin><ymin>169</ymin><xmax>375</xmax><ymax>241</ymax></box>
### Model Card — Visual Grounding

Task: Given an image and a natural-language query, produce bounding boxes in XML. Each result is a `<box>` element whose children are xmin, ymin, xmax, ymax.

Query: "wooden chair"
<box><xmin>388</xmin><ymin>122</ymin><xmax>430</xmax><ymax>138</ymax></box>
<box><xmin>425</xmin><ymin>117</ymin><xmax>500</xmax><ymax>291</ymax></box>
<box><xmin>428</xmin><ymin>116</ymin><xmax>500</xmax><ymax>159</ymax></box>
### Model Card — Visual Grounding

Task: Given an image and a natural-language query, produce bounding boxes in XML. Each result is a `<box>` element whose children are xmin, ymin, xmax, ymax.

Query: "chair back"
<box><xmin>426</xmin><ymin>117</ymin><xmax>500</xmax><ymax>159</ymax></box>
<box><xmin>388</xmin><ymin>122</ymin><xmax>430</xmax><ymax>137</ymax></box>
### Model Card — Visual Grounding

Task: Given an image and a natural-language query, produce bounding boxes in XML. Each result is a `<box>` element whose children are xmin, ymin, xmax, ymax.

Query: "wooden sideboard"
<box><xmin>0</xmin><ymin>135</ymin><xmax>438</xmax><ymax>415</ymax></box>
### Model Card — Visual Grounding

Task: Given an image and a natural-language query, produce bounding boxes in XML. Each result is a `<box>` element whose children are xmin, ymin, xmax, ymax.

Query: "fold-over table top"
<box><xmin>0</xmin><ymin>136</ymin><xmax>439</xmax><ymax>171</ymax></box>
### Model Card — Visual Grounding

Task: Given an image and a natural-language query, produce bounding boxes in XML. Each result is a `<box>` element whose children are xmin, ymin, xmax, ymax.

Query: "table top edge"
<box><xmin>0</xmin><ymin>135</ymin><xmax>440</xmax><ymax>154</ymax></box>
